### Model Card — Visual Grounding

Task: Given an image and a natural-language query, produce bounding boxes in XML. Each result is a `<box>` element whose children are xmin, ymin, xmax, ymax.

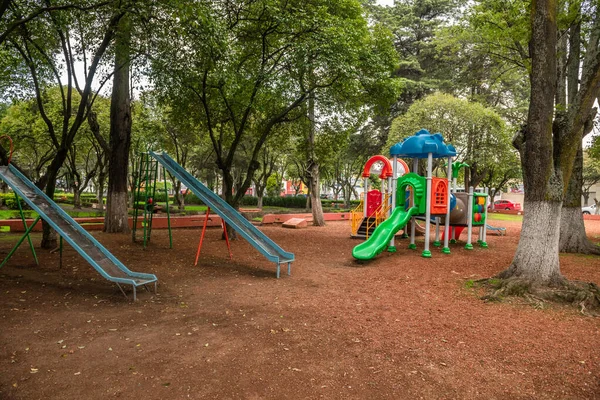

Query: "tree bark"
<box><xmin>40</xmin><ymin>148</ymin><xmax>70</xmax><ymax>248</ymax></box>
<box><xmin>257</xmin><ymin>195</ymin><xmax>263</xmax><ymax>210</ymax></box>
<box><xmin>498</xmin><ymin>201</ymin><xmax>564</xmax><ymax>284</ymax></box>
<box><xmin>499</xmin><ymin>0</ymin><xmax>563</xmax><ymax>284</ymax></box>
<box><xmin>73</xmin><ymin>186</ymin><xmax>81</xmax><ymax>209</ymax></box>
<box><xmin>104</xmin><ymin>16</ymin><xmax>131</xmax><ymax>233</ymax></box>
<box><xmin>308</xmin><ymin>161</ymin><xmax>325</xmax><ymax>226</ymax></box>
<box><xmin>559</xmin><ymin>116</ymin><xmax>600</xmax><ymax>254</ymax></box>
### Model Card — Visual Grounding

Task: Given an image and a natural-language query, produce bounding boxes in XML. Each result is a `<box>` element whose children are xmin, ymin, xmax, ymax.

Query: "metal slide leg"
<box><xmin>133</xmin><ymin>286</ymin><xmax>137</xmax><ymax>302</ymax></box>
<box><xmin>116</xmin><ymin>283</ymin><xmax>128</xmax><ymax>299</ymax></box>
<box><xmin>276</xmin><ymin>263</ymin><xmax>280</xmax><ymax>279</ymax></box>
<box><xmin>287</xmin><ymin>262</ymin><xmax>291</xmax><ymax>276</ymax></box>
<box><xmin>16</xmin><ymin>193</ymin><xmax>38</xmax><ymax>265</ymax></box>
<box><xmin>222</xmin><ymin>220</ymin><xmax>232</xmax><ymax>260</ymax></box>
<box><xmin>0</xmin><ymin>216</ymin><xmax>41</xmax><ymax>269</ymax></box>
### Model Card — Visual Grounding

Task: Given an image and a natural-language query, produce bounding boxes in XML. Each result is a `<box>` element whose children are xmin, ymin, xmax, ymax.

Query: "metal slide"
<box><xmin>149</xmin><ymin>152</ymin><xmax>294</xmax><ymax>277</ymax></box>
<box><xmin>0</xmin><ymin>165</ymin><xmax>157</xmax><ymax>300</ymax></box>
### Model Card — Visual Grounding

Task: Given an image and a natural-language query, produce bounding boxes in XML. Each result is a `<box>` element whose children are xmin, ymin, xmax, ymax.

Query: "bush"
<box><xmin>239</xmin><ymin>195</ymin><xmax>308</xmax><ymax>208</ymax></box>
<box><xmin>184</xmin><ymin>192</ymin><xmax>205</xmax><ymax>205</ymax></box>
<box><xmin>0</xmin><ymin>193</ymin><xmax>27</xmax><ymax>210</ymax></box>
<box><xmin>134</xmin><ymin>191</ymin><xmax>173</xmax><ymax>203</ymax></box>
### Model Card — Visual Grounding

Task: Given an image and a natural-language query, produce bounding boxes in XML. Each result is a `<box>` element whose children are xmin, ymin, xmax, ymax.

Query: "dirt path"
<box><xmin>1</xmin><ymin>219</ymin><xmax>599</xmax><ymax>399</ymax></box>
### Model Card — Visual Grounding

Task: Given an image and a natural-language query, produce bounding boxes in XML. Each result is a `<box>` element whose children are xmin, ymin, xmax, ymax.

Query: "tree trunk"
<box><xmin>257</xmin><ymin>195</ymin><xmax>263</xmax><ymax>209</ymax></box>
<box><xmin>173</xmin><ymin>180</ymin><xmax>185</xmax><ymax>211</ymax></box>
<box><xmin>308</xmin><ymin>162</ymin><xmax>325</xmax><ymax>226</ymax></box>
<box><xmin>583</xmin><ymin>192</ymin><xmax>590</xmax><ymax>206</ymax></box>
<box><xmin>104</xmin><ymin>16</ymin><xmax>131</xmax><ymax>233</ymax></box>
<box><xmin>498</xmin><ymin>0</ymin><xmax>562</xmax><ymax>285</ymax></box>
<box><xmin>498</xmin><ymin>201</ymin><xmax>564</xmax><ymax>284</ymax></box>
<box><xmin>40</xmin><ymin>148</ymin><xmax>69</xmax><ymax>249</ymax></box>
<box><xmin>96</xmin><ymin>174</ymin><xmax>105</xmax><ymax>212</ymax></box>
<box><xmin>73</xmin><ymin>187</ymin><xmax>82</xmax><ymax>209</ymax></box>
<box><xmin>559</xmin><ymin>138</ymin><xmax>600</xmax><ymax>254</ymax></box>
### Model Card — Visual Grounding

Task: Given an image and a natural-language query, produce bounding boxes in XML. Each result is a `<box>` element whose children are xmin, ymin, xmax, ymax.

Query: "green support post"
<box><xmin>0</xmin><ymin>216</ymin><xmax>41</xmax><ymax>269</ymax></box>
<box><xmin>132</xmin><ymin>153</ymin><xmax>145</xmax><ymax>243</ymax></box>
<box><xmin>142</xmin><ymin>153</ymin><xmax>149</xmax><ymax>247</ymax></box>
<box><xmin>15</xmin><ymin>192</ymin><xmax>38</xmax><ymax>265</ymax></box>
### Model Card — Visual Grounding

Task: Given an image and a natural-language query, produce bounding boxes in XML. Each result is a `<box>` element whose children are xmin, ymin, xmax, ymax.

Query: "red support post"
<box><xmin>194</xmin><ymin>207</ymin><xmax>211</xmax><ymax>266</ymax></box>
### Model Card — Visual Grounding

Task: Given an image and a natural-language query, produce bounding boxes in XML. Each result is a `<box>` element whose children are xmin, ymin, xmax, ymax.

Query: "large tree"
<box><xmin>150</xmin><ymin>0</ymin><xmax>398</xmax><ymax>210</ymax></box>
<box><xmin>499</xmin><ymin>0</ymin><xmax>600</xmax><ymax>289</ymax></box>
<box><xmin>387</xmin><ymin>92</ymin><xmax>513</xmax><ymax>190</ymax></box>
<box><xmin>0</xmin><ymin>1</ymin><xmax>127</xmax><ymax>247</ymax></box>
<box><xmin>104</xmin><ymin>15</ymin><xmax>132</xmax><ymax>233</ymax></box>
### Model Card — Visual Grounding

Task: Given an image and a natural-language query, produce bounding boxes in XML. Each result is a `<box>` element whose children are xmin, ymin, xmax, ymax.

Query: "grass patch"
<box><xmin>487</xmin><ymin>213</ymin><xmax>523</xmax><ymax>222</ymax></box>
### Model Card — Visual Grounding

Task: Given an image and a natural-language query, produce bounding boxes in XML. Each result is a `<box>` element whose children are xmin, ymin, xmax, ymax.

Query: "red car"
<box><xmin>490</xmin><ymin>200</ymin><xmax>521</xmax><ymax>211</ymax></box>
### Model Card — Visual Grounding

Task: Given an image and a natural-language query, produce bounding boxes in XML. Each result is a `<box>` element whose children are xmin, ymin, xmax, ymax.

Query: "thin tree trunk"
<box><xmin>73</xmin><ymin>187</ymin><xmax>81</xmax><ymax>209</ymax></box>
<box><xmin>309</xmin><ymin>162</ymin><xmax>324</xmax><ymax>225</ymax></box>
<box><xmin>104</xmin><ymin>16</ymin><xmax>131</xmax><ymax>233</ymax></box>
<box><xmin>96</xmin><ymin>174</ymin><xmax>105</xmax><ymax>212</ymax></box>
<box><xmin>40</xmin><ymin>149</ymin><xmax>69</xmax><ymax>248</ymax></box>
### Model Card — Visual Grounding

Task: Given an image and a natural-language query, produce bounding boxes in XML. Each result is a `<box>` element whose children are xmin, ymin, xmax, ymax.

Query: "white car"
<box><xmin>582</xmin><ymin>204</ymin><xmax>597</xmax><ymax>214</ymax></box>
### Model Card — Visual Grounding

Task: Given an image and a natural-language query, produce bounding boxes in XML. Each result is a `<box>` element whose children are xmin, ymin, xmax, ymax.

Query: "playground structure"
<box><xmin>0</xmin><ymin>132</ymin><xmax>293</xmax><ymax>303</ymax></box>
<box><xmin>350</xmin><ymin>156</ymin><xmax>409</xmax><ymax>238</ymax></box>
<box><xmin>134</xmin><ymin>151</ymin><xmax>294</xmax><ymax>278</ymax></box>
<box><xmin>0</xmin><ymin>137</ymin><xmax>157</xmax><ymax>301</ymax></box>
<box><xmin>352</xmin><ymin>129</ymin><xmax>490</xmax><ymax>261</ymax></box>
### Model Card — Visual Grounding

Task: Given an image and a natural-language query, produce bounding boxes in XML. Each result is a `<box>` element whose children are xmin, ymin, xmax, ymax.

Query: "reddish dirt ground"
<box><xmin>1</xmin><ymin>218</ymin><xmax>600</xmax><ymax>399</ymax></box>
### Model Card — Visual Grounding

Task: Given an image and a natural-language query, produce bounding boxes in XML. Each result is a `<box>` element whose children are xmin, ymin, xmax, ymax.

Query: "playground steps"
<box><xmin>352</xmin><ymin>216</ymin><xmax>377</xmax><ymax>238</ymax></box>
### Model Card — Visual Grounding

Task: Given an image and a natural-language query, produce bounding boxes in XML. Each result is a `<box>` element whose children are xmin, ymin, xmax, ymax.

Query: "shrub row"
<box><xmin>132</xmin><ymin>191</ymin><xmax>205</xmax><ymax>205</ymax></box>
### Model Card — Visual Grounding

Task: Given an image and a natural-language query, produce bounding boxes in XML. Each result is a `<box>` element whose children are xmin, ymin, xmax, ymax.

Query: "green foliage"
<box><xmin>240</xmin><ymin>196</ymin><xmax>307</xmax><ymax>208</ymax></box>
<box><xmin>388</xmin><ymin>92</ymin><xmax>518</xmax><ymax>190</ymax></box>
<box><xmin>0</xmin><ymin>193</ymin><xmax>27</xmax><ymax>210</ymax></box>
<box><xmin>582</xmin><ymin>148</ymin><xmax>600</xmax><ymax>193</ymax></box>
<box><xmin>266</xmin><ymin>175</ymin><xmax>283</xmax><ymax>197</ymax></box>
<box><xmin>238</xmin><ymin>195</ymin><xmax>359</xmax><ymax>209</ymax></box>
<box><xmin>149</xmin><ymin>0</ymin><xmax>399</xmax><ymax>207</ymax></box>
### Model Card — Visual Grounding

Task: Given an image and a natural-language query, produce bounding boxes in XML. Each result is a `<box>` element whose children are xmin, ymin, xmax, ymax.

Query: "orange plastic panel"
<box><xmin>430</xmin><ymin>178</ymin><xmax>448</xmax><ymax>214</ymax></box>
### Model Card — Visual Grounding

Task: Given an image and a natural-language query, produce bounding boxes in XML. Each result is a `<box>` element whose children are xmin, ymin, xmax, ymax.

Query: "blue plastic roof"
<box><xmin>389</xmin><ymin>129</ymin><xmax>456</xmax><ymax>158</ymax></box>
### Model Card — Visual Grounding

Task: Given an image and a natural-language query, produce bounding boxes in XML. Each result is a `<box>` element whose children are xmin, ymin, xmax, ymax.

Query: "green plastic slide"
<box><xmin>352</xmin><ymin>206</ymin><xmax>420</xmax><ymax>260</ymax></box>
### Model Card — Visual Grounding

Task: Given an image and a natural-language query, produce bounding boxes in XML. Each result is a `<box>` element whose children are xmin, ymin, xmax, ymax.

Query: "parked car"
<box><xmin>582</xmin><ymin>204</ymin><xmax>597</xmax><ymax>215</ymax></box>
<box><xmin>490</xmin><ymin>199</ymin><xmax>521</xmax><ymax>211</ymax></box>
